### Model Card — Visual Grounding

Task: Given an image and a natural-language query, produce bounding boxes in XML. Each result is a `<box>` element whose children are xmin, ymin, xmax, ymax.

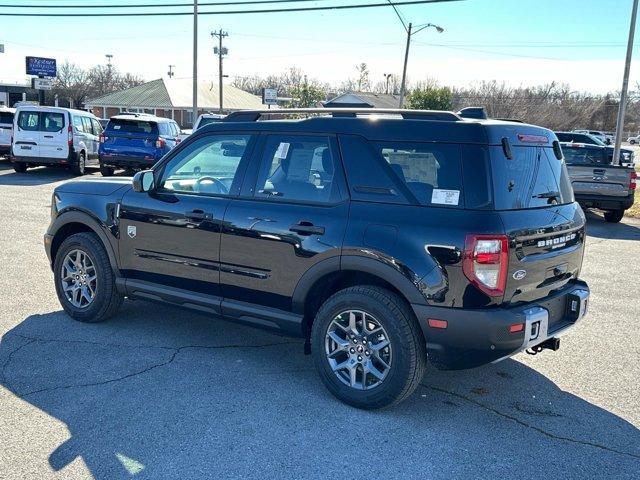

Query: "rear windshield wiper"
<box><xmin>533</xmin><ymin>191</ymin><xmax>561</xmax><ymax>199</ymax></box>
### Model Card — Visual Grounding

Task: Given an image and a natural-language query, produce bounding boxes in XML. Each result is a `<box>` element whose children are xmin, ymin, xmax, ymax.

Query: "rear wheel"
<box><xmin>71</xmin><ymin>151</ymin><xmax>86</xmax><ymax>176</ymax></box>
<box><xmin>53</xmin><ymin>232</ymin><xmax>123</xmax><ymax>322</ymax></box>
<box><xmin>604</xmin><ymin>209</ymin><xmax>624</xmax><ymax>223</ymax></box>
<box><xmin>12</xmin><ymin>162</ymin><xmax>27</xmax><ymax>173</ymax></box>
<box><xmin>99</xmin><ymin>164</ymin><xmax>115</xmax><ymax>177</ymax></box>
<box><xmin>311</xmin><ymin>286</ymin><xmax>427</xmax><ymax>409</ymax></box>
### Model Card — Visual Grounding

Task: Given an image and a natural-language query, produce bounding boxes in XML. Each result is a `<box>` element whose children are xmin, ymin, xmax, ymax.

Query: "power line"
<box><xmin>0</xmin><ymin>0</ymin><xmax>332</xmax><ymax>9</ymax></box>
<box><xmin>0</xmin><ymin>0</ymin><xmax>465</xmax><ymax>17</ymax></box>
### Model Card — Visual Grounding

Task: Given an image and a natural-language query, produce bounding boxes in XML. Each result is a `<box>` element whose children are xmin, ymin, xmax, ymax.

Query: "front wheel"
<box><xmin>53</xmin><ymin>232</ymin><xmax>123</xmax><ymax>322</ymax></box>
<box><xmin>604</xmin><ymin>209</ymin><xmax>625</xmax><ymax>223</ymax></box>
<box><xmin>311</xmin><ymin>286</ymin><xmax>427</xmax><ymax>409</ymax></box>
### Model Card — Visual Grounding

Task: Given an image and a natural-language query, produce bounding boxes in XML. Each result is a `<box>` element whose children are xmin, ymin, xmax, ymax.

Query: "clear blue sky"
<box><xmin>0</xmin><ymin>0</ymin><xmax>637</xmax><ymax>93</ymax></box>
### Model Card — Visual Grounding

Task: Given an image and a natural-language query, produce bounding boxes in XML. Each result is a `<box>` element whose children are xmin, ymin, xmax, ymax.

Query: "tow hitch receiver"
<box><xmin>526</xmin><ymin>337</ymin><xmax>560</xmax><ymax>355</ymax></box>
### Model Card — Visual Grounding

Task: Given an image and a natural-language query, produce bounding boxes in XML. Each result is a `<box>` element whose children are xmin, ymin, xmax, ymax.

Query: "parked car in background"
<box><xmin>98</xmin><ymin>113</ymin><xmax>181</xmax><ymax>176</ymax></box>
<box><xmin>573</xmin><ymin>129</ymin><xmax>610</xmax><ymax>144</ymax></box>
<box><xmin>44</xmin><ymin>108</ymin><xmax>591</xmax><ymax>408</ymax></box>
<box><xmin>556</xmin><ymin>131</ymin><xmax>634</xmax><ymax>167</ymax></box>
<box><xmin>11</xmin><ymin>106</ymin><xmax>102</xmax><ymax>175</ymax></box>
<box><xmin>178</xmin><ymin>113</ymin><xmax>226</xmax><ymax>140</ymax></box>
<box><xmin>627</xmin><ymin>134</ymin><xmax>640</xmax><ymax>144</ymax></box>
<box><xmin>561</xmin><ymin>142</ymin><xmax>636</xmax><ymax>222</ymax></box>
<box><xmin>0</xmin><ymin>106</ymin><xmax>15</xmax><ymax>158</ymax></box>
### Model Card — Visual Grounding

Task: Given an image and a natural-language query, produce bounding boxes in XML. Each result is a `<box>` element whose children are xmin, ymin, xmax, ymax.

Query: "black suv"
<box><xmin>44</xmin><ymin>108</ymin><xmax>590</xmax><ymax>409</ymax></box>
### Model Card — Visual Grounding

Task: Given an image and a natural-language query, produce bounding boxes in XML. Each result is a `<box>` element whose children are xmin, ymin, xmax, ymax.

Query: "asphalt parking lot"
<box><xmin>0</xmin><ymin>163</ymin><xmax>638</xmax><ymax>479</ymax></box>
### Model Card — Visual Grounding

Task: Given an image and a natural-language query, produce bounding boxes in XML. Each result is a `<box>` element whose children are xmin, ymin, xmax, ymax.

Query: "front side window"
<box><xmin>91</xmin><ymin>118</ymin><xmax>102</xmax><ymax>136</ymax></box>
<box><xmin>255</xmin><ymin>135</ymin><xmax>337</xmax><ymax>203</ymax></box>
<box><xmin>377</xmin><ymin>142</ymin><xmax>463</xmax><ymax>207</ymax></box>
<box><xmin>159</xmin><ymin>134</ymin><xmax>252</xmax><ymax>196</ymax></box>
<box><xmin>18</xmin><ymin>111</ymin><xmax>40</xmax><ymax>131</ymax></box>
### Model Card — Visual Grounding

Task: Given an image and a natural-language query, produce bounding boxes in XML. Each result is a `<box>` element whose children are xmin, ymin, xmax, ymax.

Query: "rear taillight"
<box><xmin>67</xmin><ymin>125</ymin><xmax>73</xmax><ymax>147</ymax></box>
<box><xmin>155</xmin><ymin>138</ymin><xmax>166</xmax><ymax>149</ymax></box>
<box><xmin>462</xmin><ymin>234</ymin><xmax>509</xmax><ymax>297</ymax></box>
<box><xmin>630</xmin><ymin>171</ymin><xmax>637</xmax><ymax>190</ymax></box>
<box><xmin>99</xmin><ymin>134</ymin><xmax>106</xmax><ymax>143</ymax></box>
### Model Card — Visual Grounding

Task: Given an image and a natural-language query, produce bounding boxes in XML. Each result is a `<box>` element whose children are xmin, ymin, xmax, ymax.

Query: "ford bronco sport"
<box><xmin>45</xmin><ymin>108</ymin><xmax>590</xmax><ymax>409</ymax></box>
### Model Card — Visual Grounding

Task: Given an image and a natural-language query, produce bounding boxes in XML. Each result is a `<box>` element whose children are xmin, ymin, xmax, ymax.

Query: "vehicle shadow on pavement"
<box><xmin>1</xmin><ymin>305</ymin><xmax>639</xmax><ymax>479</ymax></box>
<box><xmin>585</xmin><ymin>211</ymin><xmax>640</xmax><ymax>241</ymax></box>
<box><xmin>0</xmin><ymin>165</ymin><xmax>83</xmax><ymax>186</ymax></box>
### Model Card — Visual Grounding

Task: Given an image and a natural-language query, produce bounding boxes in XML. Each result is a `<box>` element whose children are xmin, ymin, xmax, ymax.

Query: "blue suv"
<box><xmin>98</xmin><ymin>113</ymin><xmax>181</xmax><ymax>176</ymax></box>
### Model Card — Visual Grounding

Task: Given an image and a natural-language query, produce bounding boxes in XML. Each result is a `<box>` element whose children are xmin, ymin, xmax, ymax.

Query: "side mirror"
<box><xmin>132</xmin><ymin>170</ymin><xmax>155</xmax><ymax>193</ymax></box>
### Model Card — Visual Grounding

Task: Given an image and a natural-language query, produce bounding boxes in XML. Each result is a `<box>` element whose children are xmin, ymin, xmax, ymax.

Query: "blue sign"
<box><xmin>25</xmin><ymin>56</ymin><xmax>57</xmax><ymax>77</ymax></box>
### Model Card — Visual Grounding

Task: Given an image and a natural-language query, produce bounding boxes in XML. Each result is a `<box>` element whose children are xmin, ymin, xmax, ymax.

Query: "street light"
<box><xmin>386</xmin><ymin>1</ymin><xmax>444</xmax><ymax>107</ymax></box>
<box><xmin>383</xmin><ymin>73</ymin><xmax>393</xmax><ymax>94</ymax></box>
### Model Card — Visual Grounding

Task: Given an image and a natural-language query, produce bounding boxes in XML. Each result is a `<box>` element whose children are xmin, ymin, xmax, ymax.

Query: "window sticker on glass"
<box><xmin>275</xmin><ymin>142</ymin><xmax>290</xmax><ymax>159</ymax></box>
<box><xmin>287</xmin><ymin>149</ymin><xmax>314</xmax><ymax>181</ymax></box>
<box><xmin>431</xmin><ymin>189</ymin><xmax>460</xmax><ymax>205</ymax></box>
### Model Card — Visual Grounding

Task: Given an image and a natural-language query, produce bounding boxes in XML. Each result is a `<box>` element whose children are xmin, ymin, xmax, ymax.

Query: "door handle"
<box><xmin>44</xmin><ymin>135</ymin><xmax>54</xmax><ymax>138</ymax></box>
<box><xmin>593</xmin><ymin>169</ymin><xmax>606</xmax><ymax>175</ymax></box>
<box><xmin>289</xmin><ymin>221</ymin><xmax>325</xmax><ymax>236</ymax></box>
<box><xmin>185</xmin><ymin>209</ymin><xmax>209</xmax><ymax>221</ymax></box>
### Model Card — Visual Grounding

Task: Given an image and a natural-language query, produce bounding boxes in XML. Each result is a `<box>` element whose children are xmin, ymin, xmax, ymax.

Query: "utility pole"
<box><xmin>212</xmin><ymin>29</ymin><xmax>228</xmax><ymax>114</ymax></box>
<box><xmin>167</xmin><ymin>65</ymin><xmax>175</xmax><ymax>78</ymax></box>
<box><xmin>612</xmin><ymin>0</ymin><xmax>638</xmax><ymax>166</ymax></box>
<box><xmin>105</xmin><ymin>54</ymin><xmax>113</xmax><ymax>72</ymax></box>
<box><xmin>398</xmin><ymin>23</ymin><xmax>412</xmax><ymax>107</ymax></box>
<box><xmin>192</xmin><ymin>0</ymin><xmax>198</xmax><ymax>126</ymax></box>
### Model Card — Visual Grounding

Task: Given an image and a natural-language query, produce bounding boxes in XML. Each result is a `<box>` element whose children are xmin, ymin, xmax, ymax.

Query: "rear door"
<box><xmin>39</xmin><ymin>111</ymin><xmax>68</xmax><ymax>159</ymax></box>
<box><xmin>564</xmin><ymin>145</ymin><xmax>630</xmax><ymax>197</ymax></box>
<box><xmin>101</xmin><ymin>118</ymin><xmax>159</xmax><ymax>160</ymax></box>
<box><xmin>490</xmin><ymin>145</ymin><xmax>586</xmax><ymax>305</ymax></box>
<box><xmin>0</xmin><ymin>110</ymin><xmax>14</xmax><ymax>148</ymax></box>
<box><xmin>220</xmin><ymin>133</ymin><xmax>349</xmax><ymax>312</ymax></box>
<box><xmin>13</xmin><ymin>110</ymin><xmax>41</xmax><ymax>158</ymax></box>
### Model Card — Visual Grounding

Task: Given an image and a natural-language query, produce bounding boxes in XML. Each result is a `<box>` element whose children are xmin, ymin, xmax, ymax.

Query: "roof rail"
<box><xmin>222</xmin><ymin>108</ymin><xmax>462</xmax><ymax>122</ymax></box>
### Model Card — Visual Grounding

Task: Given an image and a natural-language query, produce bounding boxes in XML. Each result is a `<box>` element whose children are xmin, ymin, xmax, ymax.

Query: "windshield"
<box><xmin>491</xmin><ymin>146</ymin><xmax>574</xmax><ymax>210</ymax></box>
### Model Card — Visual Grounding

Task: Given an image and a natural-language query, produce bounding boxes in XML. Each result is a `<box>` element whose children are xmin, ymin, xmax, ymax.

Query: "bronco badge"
<box><xmin>127</xmin><ymin>225</ymin><xmax>137</xmax><ymax>238</ymax></box>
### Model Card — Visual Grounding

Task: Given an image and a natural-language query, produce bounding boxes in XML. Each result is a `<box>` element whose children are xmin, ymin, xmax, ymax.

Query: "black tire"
<box><xmin>630</xmin><ymin>139</ymin><xmax>636</xmax><ymax>145</ymax></box>
<box><xmin>13</xmin><ymin>162</ymin><xmax>27</xmax><ymax>173</ymax></box>
<box><xmin>311</xmin><ymin>286</ymin><xmax>427</xmax><ymax>409</ymax></box>
<box><xmin>99</xmin><ymin>164</ymin><xmax>115</xmax><ymax>177</ymax></box>
<box><xmin>71</xmin><ymin>151</ymin><xmax>86</xmax><ymax>176</ymax></box>
<box><xmin>604</xmin><ymin>209</ymin><xmax>625</xmax><ymax>223</ymax></box>
<box><xmin>53</xmin><ymin>232</ymin><xmax>123</xmax><ymax>323</ymax></box>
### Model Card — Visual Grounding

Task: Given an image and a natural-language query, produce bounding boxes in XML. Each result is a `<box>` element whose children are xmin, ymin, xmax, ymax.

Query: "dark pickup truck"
<box><xmin>561</xmin><ymin>142</ymin><xmax>636</xmax><ymax>222</ymax></box>
<box><xmin>44</xmin><ymin>108</ymin><xmax>590</xmax><ymax>408</ymax></box>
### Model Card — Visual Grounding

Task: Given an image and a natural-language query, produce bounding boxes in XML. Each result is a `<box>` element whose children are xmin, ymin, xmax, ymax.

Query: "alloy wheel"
<box><xmin>324</xmin><ymin>310</ymin><xmax>392</xmax><ymax>390</ymax></box>
<box><xmin>60</xmin><ymin>249</ymin><xmax>97</xmax><ymax>308</ymax></box>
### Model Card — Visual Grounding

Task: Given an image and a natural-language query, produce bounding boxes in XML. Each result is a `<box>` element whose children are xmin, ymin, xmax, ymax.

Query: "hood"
<box><xmin>55</xmin><ymin>176</ymin><xmax>132</xmax><ymax>196</ymax></box>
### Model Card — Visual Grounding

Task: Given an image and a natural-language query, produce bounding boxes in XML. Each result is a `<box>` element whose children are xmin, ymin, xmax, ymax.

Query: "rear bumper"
<box><xmin>575</xmin><ymin>193</ymin><xmax>634</xmax><ymax>211</ymax></box>
<box><xmin>99</xmin><ymin>154</ymin><xmax>158</xmax><ymax>169</ymax></box>
<box><xmin>411</xmin><ymin>280</ymin><xmax>590</xmax><ymax>370</ymax></box>
<box><xmin>12</xmin><ymin>150</ymin><xmax>79</xmax><ymax>166</ymax></box>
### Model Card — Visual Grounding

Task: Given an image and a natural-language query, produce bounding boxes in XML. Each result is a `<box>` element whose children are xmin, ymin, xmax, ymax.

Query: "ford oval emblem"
<box><xmin>513</xmin><ymin>270</ymin><xmax>527</xmax><ymax>281</ymax></box>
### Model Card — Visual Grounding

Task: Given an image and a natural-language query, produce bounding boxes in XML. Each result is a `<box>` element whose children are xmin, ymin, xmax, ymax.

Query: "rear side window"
<box><xmin>491</xmin><ymin>146</ymin><xmax>574</xmax><ymax>210</ymax></box>
<box><xmin>255</xmin><ymin>135</ymin><xmax>339</xmax><ymax>203</ymax></box>
<box><xmin>376</xmin><ymin>142</ymin><xmax>463</xmax><ymax>207</ymax></box>
<box><xmin>18</xmin><ymin>111</ymin><xmax>40</xmax><ymax>131</ymax></box>
<box><xmin>73</xmin><ymin>115</ymin><xmax>85</xmax><ymax>132</ymax></box>
<box><xmin>199</xmin><ymin>117</ymin><xmax>222</xmax><ymax>128</ymax></box>
<box><xmin>81</xmin><ymin>117</ymin><xmax>93</xmax><ymax>135</ymax></box>
<box><xmin>0</xmin><ymin>112</ymin><xmax>13</xmax><ymax>124</ymax></box>
<box><xmin>107</xmin><ymin>119</ymin><xmax>158</xmax><ymax>135</ymax></box>
<box><xmin>562</xmin><ymin>146</ymin><xmax>608</xmax><ymax>165</ymax></box>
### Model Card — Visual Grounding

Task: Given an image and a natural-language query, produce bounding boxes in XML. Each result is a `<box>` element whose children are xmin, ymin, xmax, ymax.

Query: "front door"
<box><xmin>220</xmin><ymin>133</ymin><xmax>349</xmax><ymax>312</ymax></box>
<box><xmin>118</xmin><ymin>132</ymin><xmax>257</xmax><ymax>298</ymax></box>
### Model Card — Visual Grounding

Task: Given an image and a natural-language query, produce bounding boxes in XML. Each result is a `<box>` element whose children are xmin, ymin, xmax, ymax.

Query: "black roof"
<box><xmin>196</xmin><ymin>108</ymin><xmax>556</xmax><ymax>147</ymax></box>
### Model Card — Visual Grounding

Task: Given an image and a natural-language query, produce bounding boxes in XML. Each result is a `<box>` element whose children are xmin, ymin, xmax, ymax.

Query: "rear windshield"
<box><xmin>555</xmin><ymin>132</ymin><xmax>603</xmax><ymax>145</ymax></box>
<box><xmin>376</xmin><ymin>142</ymin><xmax>463</xmax><ymax>207</ymax></box>
<box><xmin>198</xmin><ymin>117</ymin><xmax>222</xmax><ymax>128</ymax></box>
<box><xmin>562</xmin><ymin>146</ymin><xmax>608</xmax><ymax>165</ymax></box>
<box><xmin>0</xmin><ymin>112</ymin><xmax>13</xmax><ymax>124</ymax></box>
<box><xmin>107</xmin><ymin>119</ymin><xmax>158</xmax><ymax>135</ymax></box>
<box><xmin>491</xmin><ymin>146</ymin><xmax>574</xmax><ymax>210</ymax></box>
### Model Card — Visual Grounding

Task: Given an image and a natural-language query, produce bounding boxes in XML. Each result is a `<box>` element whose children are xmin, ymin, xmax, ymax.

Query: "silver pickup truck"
<box><xmin>561</xmin><ymin>142</ymin><xmax>636</xmax><ymax>223</ymax></box>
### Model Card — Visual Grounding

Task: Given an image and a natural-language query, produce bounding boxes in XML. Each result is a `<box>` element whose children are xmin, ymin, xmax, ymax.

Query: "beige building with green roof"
<box><xmin>85</xmin><ymin>78</ymin><xmax>263</xmax><ymax>127</ymax></box>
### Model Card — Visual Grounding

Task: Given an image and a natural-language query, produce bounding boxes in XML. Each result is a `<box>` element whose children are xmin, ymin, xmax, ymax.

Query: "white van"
<box><xmin>0</xmin><ymin>106</ymin><xmax>15</xmax><ymax>158</ymax></box>
<box><xmin>11</xmin><ymin>106</ymin><xmax>103</xmax><ymax>175</ymax></box>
